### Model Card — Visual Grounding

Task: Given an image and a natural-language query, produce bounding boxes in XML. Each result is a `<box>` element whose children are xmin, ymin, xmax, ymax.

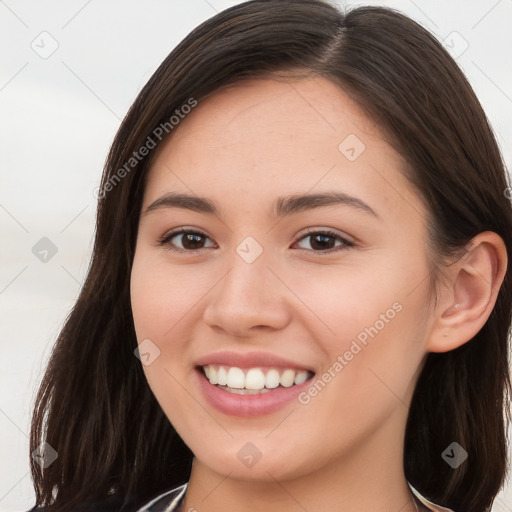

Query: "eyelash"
<box><xmin>158</xmin><ymin>228</ymin><xmax>355</xmax><ymax>255</ymax></box>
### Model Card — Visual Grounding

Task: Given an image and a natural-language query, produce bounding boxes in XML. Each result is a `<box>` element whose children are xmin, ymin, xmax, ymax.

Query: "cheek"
<box><xmin>130</xmin><ymin>253</ymin><xmax>200</xmax><ymax>344</ymax></box>
<box><xmin>282</xmin><ymin>258</ymin><xmax>416</xmax><ymax>345</ymax></box>
<box><xmin>130</xmin><ymin>252</ymin><xmax>204</xmax><ymax>398</ymax></box>
<box><xmin>293</xmin><ymin>254</ymin><xmax>429</xmax><ymax>411</ymax></box>
<box><xmin>130</xmin><ymin>256</ymin><xmax>196</xmax><ymax>424</ymax></box>
<box><xmin>291</xmin><ymin>304</ymin><xmax>426</xmax><ymax>468</ymax></box>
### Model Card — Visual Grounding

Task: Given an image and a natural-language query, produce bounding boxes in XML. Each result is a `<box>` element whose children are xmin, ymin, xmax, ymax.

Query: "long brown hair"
<box><xmin>29</xmin><ymin>1</ymin><xmax>512</xmax><ymax>511</ymax></box>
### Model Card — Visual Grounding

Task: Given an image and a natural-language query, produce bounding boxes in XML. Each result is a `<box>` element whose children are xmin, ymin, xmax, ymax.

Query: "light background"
<box><xmin>0</xmin><ymin>1</ymin><xmax>511</xmax><ymax>511</ymax></box>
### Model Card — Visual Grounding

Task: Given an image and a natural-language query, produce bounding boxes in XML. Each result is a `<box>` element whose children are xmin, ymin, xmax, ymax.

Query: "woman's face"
<box><xmin>130</xmin><ymin>76</ymin><xmax>434</xmax><ymax>482</ymax></box>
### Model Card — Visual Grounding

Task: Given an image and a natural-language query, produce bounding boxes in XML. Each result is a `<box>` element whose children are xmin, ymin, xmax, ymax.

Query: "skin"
<box><xmin>130</xmin><ymin>76</ymin><xmax>507</xmax><ymax>512</ymax></box>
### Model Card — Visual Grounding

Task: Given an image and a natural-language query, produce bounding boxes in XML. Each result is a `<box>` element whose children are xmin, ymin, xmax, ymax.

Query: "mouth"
<box><xmin>199</xmin><ymin>364</ymin><xmax>314</xmax><ymax>395</ymax></box>
<box><xmin>194</xmin><ymin>351</ymin><xmax>317</xmax><ymax>416</ymax></box>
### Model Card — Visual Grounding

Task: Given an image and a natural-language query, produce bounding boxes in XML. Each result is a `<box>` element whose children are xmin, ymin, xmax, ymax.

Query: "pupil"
<box><xmin>184</xmin><ymin>233</ymin><xmax>203</xmax><ymax>249</ymax></box>
<box><xmin>312</xmin><ymin>234</ymin><xmax>333</xmax><ymax>250</ymax></box>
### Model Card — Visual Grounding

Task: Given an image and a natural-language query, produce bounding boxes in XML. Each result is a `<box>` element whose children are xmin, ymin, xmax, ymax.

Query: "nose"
<box><xmin>202</xmin><ymin>251</ymin><xmax>291</xmax><ymax>338</ymax></box>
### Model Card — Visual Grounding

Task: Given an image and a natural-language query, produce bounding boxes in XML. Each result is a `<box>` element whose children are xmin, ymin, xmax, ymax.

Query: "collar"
<box><xmin>135</xmin><ymin>481</ymin><xmax>456</xmax><ymax>512</ymax></box>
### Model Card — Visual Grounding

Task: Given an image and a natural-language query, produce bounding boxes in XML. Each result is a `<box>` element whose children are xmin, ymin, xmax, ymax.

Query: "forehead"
<box><xmin>156</xmin><ymin>76</ymin><xmax>381</xmax><ymax>162</ymax></box>
<box><xmin>143</xmin><ymin>76</ymin><xmax>427</xmax><ymax>225</ymax></box>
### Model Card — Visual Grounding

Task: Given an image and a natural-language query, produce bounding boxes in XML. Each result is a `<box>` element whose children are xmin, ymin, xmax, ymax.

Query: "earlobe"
<box><xmin>427</xmin><ymin>231</ymin><xmax>507</xmax><ymax>353</ymax></box>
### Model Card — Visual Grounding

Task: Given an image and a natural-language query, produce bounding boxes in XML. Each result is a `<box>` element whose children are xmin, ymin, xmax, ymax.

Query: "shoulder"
<box><xmin>26</xmin><ymin>485</ymin><xmax>187</xmax><ymax>512</ymax></box>
<box><xmin>134</xmin><ymin>484</ymin><xmax>187</xmax><ymax>512</ymax></box>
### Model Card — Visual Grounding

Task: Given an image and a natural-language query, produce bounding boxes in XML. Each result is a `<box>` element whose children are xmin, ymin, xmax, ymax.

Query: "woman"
<box><xmin>28</xmin><ymin>1</ymin><xmax>512</xmax><ymax>511</ymax></box>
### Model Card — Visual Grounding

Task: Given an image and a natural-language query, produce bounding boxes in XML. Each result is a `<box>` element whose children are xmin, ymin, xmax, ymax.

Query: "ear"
<box><xmin>427</xmin><ymin>231</ymin><xmax>508</xmax><ymax>353</ymax></box>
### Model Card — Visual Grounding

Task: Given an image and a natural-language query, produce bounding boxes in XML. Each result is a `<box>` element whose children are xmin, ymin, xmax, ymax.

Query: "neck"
<box><xmin>181</xmin><ymin>409</ymin><xmax>418</xmax><ymax>512</ymax></box>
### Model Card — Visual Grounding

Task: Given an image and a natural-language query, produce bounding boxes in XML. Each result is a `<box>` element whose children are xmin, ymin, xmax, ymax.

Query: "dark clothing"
<box><xmin>27</xmin><ymin>482</ymin><xmax>450</xmax><ymax>511</ymax></box>
<box><xmin>27</xmin><ymin>495</ymin><xmax>145</xmax><ymax>512</ymax></box>
<box><xmin>25</xmin><ymin>485</ymin><xmax>186</xmax><ymax>512</ymax></box>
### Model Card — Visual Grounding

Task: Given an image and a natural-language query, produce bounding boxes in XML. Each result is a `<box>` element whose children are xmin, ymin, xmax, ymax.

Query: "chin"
<box><xmin>193</xmin><ymin>443</ymin><xmax>309</xmax><ymax>483</ymax></box>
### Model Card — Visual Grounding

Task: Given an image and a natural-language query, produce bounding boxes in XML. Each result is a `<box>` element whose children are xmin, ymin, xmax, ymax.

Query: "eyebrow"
<box><xmin>144</xmin><ymin>191</ymin><xmax>379</xmax><ymax>218</ymax></box>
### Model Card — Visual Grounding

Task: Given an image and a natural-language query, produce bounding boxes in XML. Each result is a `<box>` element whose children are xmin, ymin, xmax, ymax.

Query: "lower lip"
<box><xmin>195</xmin><ymin>368</ymin><xmax>313</xmax><ymax>417</ymax></box>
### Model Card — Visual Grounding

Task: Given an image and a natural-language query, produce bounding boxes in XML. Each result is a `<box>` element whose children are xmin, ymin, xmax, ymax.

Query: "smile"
<box><xmin>194</xmin><ymin>351</ymin><xmax>316</xmax><ymax>416</ymax></box>
<box><xmin>201</xmin><ymin>365</ymin><xmax>313</xmax><ymax>394</ymax></box>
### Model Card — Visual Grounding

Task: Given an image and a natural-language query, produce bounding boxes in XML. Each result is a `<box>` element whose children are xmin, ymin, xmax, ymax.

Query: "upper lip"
<box><xmin>195</xmin><ymin>351</ymin><xmax>315</xmax><ymax>373</ymax></box>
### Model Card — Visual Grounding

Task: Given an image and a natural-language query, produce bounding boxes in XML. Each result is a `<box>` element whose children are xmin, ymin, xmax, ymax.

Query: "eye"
<box><xmin>293</xmin><ymin>229</ymin><xmax>354</xmax><ymax>254</ymax></box>
<box><xmin>159</xmin><ymin>228</ymin><xmax>354</xmax><ymax>255</ymax></box>
<box><xmin>159</xmin><ymin>229</ymin><xmax>215</xmax><ymax>253</ymax></box>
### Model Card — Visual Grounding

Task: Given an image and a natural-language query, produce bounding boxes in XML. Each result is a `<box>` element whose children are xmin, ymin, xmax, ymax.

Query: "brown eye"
<box><xmin>160</xmin><ymin>229</ymin><xmax>215</xmax><ymax>253</ymax></box>
<box><xmin>159</xmin><ymin>228</ymin><xmax>354</xmax><ymax>255</ymax></box>
<box><xmin>294</xmin><ymin>230</ymin><xmax>354</xmax><ymax>254</ymax></box>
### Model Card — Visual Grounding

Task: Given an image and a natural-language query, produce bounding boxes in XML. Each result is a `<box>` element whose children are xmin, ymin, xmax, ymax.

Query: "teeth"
<box><xmin>202</xmin><ymin>365</ymin><xmax>312</xmax><ymax>390</ymax></box>
<box><xmin>208</xmin><ymin>366</ymin><xmax>218</xmax><ymax>385</ymax></box>
<box><xmin>265</xmin><ymin>369</ymin><xmax>280</xmax><ymax>389</ymax></box>
<box><xmin>245</xmin><ymin>368</ymin><xmax>266</xmax><ymax>390</ymax></box>
<box><xmin>226</xmin><ymin>367</ymin><xmax>245</xmax><ymax>388</ymax></box>
<box><xmin>217</xmin><ymin>366</ymin><xmax>228</xmax><ymax>386</ymax></box>
<box><xmin>280</xmin><ymin>369</ymin><xmax>295</xmax><ymax>387</ymax></box>
<box><xmin>294</xmin><ymin>370</ymin><xmax>309</xmax><ymax>385</ymax></box>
